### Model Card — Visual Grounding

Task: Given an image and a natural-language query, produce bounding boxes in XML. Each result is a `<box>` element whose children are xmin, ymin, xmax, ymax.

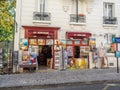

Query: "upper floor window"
<box><xmin>103</xmin><ymin>2</ymin><xmax>114</xmax><ymax>18</ymax></box>
<box><xmin>35</xmin><ymin>0</ymin><xmax>46</xmax><ymax>12</ymax></box>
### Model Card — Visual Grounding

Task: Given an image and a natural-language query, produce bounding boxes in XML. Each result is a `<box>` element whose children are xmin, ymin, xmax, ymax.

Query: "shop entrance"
<box><xmin>38</xmin><ymin>45</ymin><xmax>52</xmax><ymax>68</ymax></box>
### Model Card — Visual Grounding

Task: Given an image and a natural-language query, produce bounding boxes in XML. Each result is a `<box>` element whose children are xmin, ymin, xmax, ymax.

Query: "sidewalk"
<box><xmin>0</xmin><ymin>68</ymin><xmax>120</xmax><ymax>88</ymax></box>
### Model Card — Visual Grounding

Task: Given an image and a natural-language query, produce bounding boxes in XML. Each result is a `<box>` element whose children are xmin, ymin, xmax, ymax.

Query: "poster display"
<box><xmin>54</xmin><ymin>39</ymin><xmax>62</xmax><ymax>50</ymax></box>
<box><xmin>89</xmin><ymin>38</ymin><xmax>96</xmax><ymax>51</ymax></box>
<box><xmin>38</xmin><ymin>39</ymin><xmax>45</xmax><ymax>45</ymax></box>
<box><xmin>54</xmin><ymin>51</ymin><xmax>62</xmax><ymax>70</ymax></box>
<box><xmin>46</xmin><ymin>39</ymin><xmax>53</xmax><ymax>45</ymax></box>
<box><xmin>20</xmin><ymin>39</ymin><xmax>28</xmax><ymax>50</ymax></box>
<box><xmin>29</xmin><ymin>39</ymin><xmax>37</xmax><ymax>45</ymax></box>
<box><xmin>19</xmin><ymin>51</ymin><xmax>38</xmax><ymax>68</ymax></box>
<box><xmin>67</xmin><ymin>46</ymin><xmax>73</xmax><ymax>57</ymax></box>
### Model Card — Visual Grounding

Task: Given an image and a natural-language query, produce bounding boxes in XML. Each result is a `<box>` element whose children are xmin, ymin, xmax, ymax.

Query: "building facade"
<box><xmin>15</xmin><ymin>0</ymin><xmax>120</xmax><ymax>72</ymax></box>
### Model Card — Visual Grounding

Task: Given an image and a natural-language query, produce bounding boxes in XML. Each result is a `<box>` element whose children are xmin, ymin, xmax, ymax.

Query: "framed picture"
<box><xmin>38</xmin><ymin>39</ymin><xmax>45</xmax><ymax>45</ymax></box>
<box><xmin>29</xmin><ymin>39</ymin><xmax>37</xmax><ymax>45</ymax></box>
<box><xmin>20</xmin><ymin>38</ymin><xmax>28</xmax><ymax>50</ymax></box>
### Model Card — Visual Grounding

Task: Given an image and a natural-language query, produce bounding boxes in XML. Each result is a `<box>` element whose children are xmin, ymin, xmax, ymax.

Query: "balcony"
<box><xmin>70</xmin><ymin>14</ymin><xmax>86</xmax><ymax>25</ymax></box>
<box><xmin>33</xmin><ymin>12</ymin><xmax>51</xmax><ymax>24</ymax></box>
<box><xmin>103</xmin><ymin>16</ymin><xmax>117</xmax><ymax>26</ymax></box>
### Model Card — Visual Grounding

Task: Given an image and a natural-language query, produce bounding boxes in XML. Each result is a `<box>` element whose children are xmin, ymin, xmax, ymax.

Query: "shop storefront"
<box><xmin>19</xmin><ymin>26</ymin><xmax>60</xmax><ymax>72</ymax></box>
<box><xmin>66</xmin><ymin>32</ymin><xmax>91</xmax><ymax>69</ymax></box>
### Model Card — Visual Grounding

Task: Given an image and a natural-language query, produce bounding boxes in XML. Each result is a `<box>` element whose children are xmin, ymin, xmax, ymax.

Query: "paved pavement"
<box><xmin>0</xmin><ymin>68</ymin><xmax>120</xmax><ymax>89</ymax></box>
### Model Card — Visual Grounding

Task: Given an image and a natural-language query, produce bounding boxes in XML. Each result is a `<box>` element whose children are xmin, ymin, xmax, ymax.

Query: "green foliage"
<box><xmin>0</xmin><ymin>0</ymin><xmax>16</xmax><ymax>42</ymax></box>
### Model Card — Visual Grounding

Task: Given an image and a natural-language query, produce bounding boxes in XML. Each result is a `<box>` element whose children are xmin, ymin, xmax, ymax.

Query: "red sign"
<box><xmin>66</xmin><ymin>32</ymin><xmax>91</xmax><ymax>39</ymax></box>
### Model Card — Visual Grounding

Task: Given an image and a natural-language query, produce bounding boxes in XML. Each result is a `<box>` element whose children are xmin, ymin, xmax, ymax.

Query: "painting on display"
<box><xmin>20</xmin><ymin>39</ymin><xmax>28</xmax><ymax>50</ymax></box>
<box><xmin>104</xmin><ymin>34</ymin><xmax>116</xmax><ymax>53</ymax></box>
<box><xmin>54</xmin><ymin>39</ymin><xmax>62</xmax><ymax>50</ymax></box>
<box><xmin>67</xmin><ymin>46</ymin><xmax>73</xmax><ymax>57</ymax></box>
<box><xmin>89</xmin><ymin>38</ymin><xmax>96</xmax><ymax>51</ymax></box>
<box><xmin>46</xmin><ymin>39</ymin><xmax>53</xmax><ymax>45</ymax></box>
<box><xmin>38</xmin><ymin>39</ymin><xmax>45</xmax><ymax>45</ymax></box>
<box><xmin>29</xmin><ymin>39</ymin><xmax>37</xmax><ymax>45</ymax></box>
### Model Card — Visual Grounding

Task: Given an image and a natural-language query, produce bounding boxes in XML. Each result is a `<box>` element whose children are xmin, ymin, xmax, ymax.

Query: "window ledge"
<box><xmin>33</xmin><ymin>20</ymin><xmax>51</xmax><ymax>24</ymax></box>
<box><xmin>69</xmin><ymin>22</ymin><xmax>86</xmax><ymax>26</ymax></box>
<box><xmin>103</xmin><ymin>24</ymin><xmax>118</xmax><ymax>27</ymax></box>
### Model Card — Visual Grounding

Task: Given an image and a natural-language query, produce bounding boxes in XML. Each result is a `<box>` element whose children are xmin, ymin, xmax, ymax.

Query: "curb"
<box><xmin>0</xmin><ymin>80</ymin><xmax>120</xmax><ymax>90</ymax></box>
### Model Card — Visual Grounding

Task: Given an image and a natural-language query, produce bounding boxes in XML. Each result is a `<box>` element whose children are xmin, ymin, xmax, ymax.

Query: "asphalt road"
<box><xmin>1</xmin><ymin>82</ymin><xmax>120</xmax><ymax>90</ymax></box>
<box><xmin>36</xmin><ymin>83</ymin><xmax>120</xmax><ymax>90</ymax></box>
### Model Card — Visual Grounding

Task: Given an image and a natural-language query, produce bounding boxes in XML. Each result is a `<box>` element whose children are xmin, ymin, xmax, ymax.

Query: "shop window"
<box><xmin>67</xmin><ymin>40</ymin><xmax>72</xmax><ymax>44</ymax></box>
<box><xmin>82</xmin><ymin>38</ymin><xmax>88</xmax><ymax>45</ymax></box>
<box><xmin>74</xmin><ymin>40</ymin><xmax>80</xmax><ymax>44</ymax></box>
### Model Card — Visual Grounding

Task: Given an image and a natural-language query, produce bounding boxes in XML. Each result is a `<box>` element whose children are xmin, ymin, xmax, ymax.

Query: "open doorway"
<box><xmin>38</xmin><ymin>45</ymin><xmax>52</xmax><ymax>69</ymax></box>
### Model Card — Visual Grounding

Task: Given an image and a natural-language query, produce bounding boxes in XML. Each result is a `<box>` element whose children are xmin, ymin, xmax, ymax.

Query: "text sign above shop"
<box><xmin>115</xmin><ymin>37</ymin><xmax>120</xmax><ymax>43</ymax></box>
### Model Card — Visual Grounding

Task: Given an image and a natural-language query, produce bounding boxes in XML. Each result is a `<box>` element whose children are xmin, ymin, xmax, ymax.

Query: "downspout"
<box><xmin>43</xmin><ymin>0</ymin><xmax>45</xmax><ymax>19</ymax></box>
<box><xmin>40</xmin><ymin>0</ymin><xmax>42</xmax><ymax>20</ymax></box>
<box><xmin>76</xmin><ymin>0</ymin><xmax>78</xmax><ymax>22</ymax></box>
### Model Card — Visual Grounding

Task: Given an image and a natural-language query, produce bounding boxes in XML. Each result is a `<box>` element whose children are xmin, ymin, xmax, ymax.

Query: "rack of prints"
<box><xmin>0</xmin><ymin>48</ymin><xmax>4</xmax><ymax>73</ymax></box>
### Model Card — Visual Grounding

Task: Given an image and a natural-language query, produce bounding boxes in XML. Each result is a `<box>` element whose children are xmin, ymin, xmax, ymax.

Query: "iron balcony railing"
<box><xmin>70</xmin><ymin>14</ymin><xmax>86</xmax><ymax>23</ymax></box>
<box><xmin>103</xmin><ymin>16</ymin><xmax>117</xmax><ymax>25</ymax></box>
<box><xmin>33</xmin><ymin>12</ymin><xmax>51</xmax><ymax>21</ymax></box>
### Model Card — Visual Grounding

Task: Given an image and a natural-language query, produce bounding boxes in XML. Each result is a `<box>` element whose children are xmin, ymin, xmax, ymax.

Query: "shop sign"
<box><xmin>73</xmin><ymin>34</ymin><xmax>86</xmax><ymax>37</ymax></box>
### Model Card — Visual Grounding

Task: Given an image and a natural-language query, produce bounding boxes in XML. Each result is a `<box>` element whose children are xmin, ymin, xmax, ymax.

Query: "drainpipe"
<box><xmin>40</xmin><ymin>0</ymin><xmax>42</xmax><ymax>20</ymax></box>
<box><xmin>76</xmin><ymin>0</ymin><xmax>78</xmax><ymax>22</ymax></box>
<box><xmin>43</xmin><ymin>0</ymin><xmax>45</xmax><ymax>20</ymax></box>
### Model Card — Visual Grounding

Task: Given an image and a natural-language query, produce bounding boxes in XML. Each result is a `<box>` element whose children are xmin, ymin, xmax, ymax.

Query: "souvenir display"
<box><xmin>20</xmin><ymin>51</ymin><xmax>37</xmax><ymax>65</ymax></box>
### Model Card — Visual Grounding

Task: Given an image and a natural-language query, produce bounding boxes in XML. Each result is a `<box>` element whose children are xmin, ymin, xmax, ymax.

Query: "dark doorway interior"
<box><xmin>38</xmin><ymin>45</ymin><xmax>52</xmax><ymax>67</ymax></box>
